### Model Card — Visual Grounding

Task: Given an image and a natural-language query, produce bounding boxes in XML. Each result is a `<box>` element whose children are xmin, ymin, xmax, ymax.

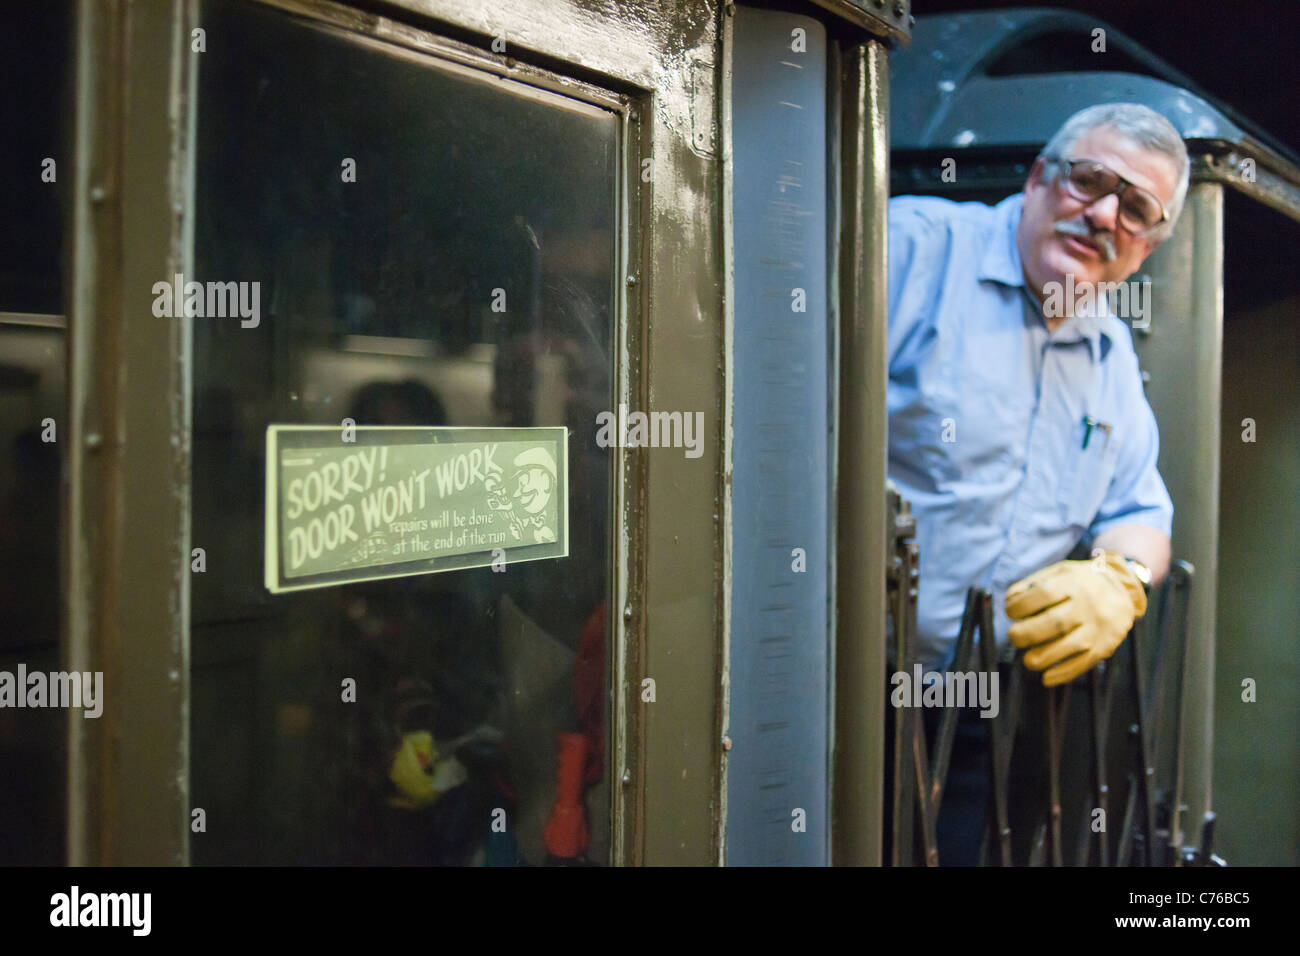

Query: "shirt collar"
<box><xmin>979</xmin><ymin>192</ymin><xmax>1111</xmax><ymax>363</ymax></box>
<box><xmin>977</xmin><ymin>193</ymin><xmax>1029</xmax><ymax>288</ymax></box>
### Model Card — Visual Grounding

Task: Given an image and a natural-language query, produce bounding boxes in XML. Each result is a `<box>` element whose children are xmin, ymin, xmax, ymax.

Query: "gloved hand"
<box><xmin>388</xmin><ymin>730</ymin><xmax>468</xmax><ymax>810</ymax></box>
<box><xmin>1005</xmin><ymin>551</ymin><xmax>1148</xmax><ymax>687</ymax></box>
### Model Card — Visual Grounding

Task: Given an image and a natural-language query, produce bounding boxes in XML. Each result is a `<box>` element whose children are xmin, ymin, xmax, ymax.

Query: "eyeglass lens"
<box><xmin>1065</xmin><ymin>162</ymin><xmax>1162</xmax><ymax>230</ymax></box>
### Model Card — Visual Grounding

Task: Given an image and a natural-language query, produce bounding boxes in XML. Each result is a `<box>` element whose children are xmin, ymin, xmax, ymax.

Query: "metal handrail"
<box><xmin>887</xmin><ymin>550</ymin><xmax>1197</xmax><ymax>866</ymax></box>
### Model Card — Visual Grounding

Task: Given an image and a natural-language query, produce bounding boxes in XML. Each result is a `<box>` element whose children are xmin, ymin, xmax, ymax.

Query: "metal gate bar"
<box><xmin>886</xmin><ymin>554</ymin><xmax>1195</xmax><ymax>865</ymax></box>
<box><xmin>887</xmin><ymin>486</ymin><xmax>919</xmax><ymax>865</ymax></box>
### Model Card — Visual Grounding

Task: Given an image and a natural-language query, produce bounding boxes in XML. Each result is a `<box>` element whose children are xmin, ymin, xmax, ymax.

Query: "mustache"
<box><xmin>1055</xmin><ymin>219</ymin><xmax>1116</xmax><ymax>262</ymax></box>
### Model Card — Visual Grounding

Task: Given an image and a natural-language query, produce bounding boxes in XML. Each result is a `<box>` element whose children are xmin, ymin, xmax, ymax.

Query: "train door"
<box><xmin>63</xmin><ymin>0</ymin><xmax>725</xmax><ymax>866</ymax></box>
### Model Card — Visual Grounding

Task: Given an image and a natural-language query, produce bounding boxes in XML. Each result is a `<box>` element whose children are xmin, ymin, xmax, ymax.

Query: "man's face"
<box><xmin>1017</xmin><ymin>125</ymin><xmax>1180</xmax><ymax>300</ymax></box>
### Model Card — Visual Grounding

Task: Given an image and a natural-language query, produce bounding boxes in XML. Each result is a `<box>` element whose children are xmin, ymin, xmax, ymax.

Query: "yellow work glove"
<box><xmin>388</xmin><ymin>730</ymin><xmax>467</xmax><ymax>810</ymax></box>
<box><xmin>1005</xmin><ymin>551</ymin><xmax>1148</xmax><ymax>687</ymax></box>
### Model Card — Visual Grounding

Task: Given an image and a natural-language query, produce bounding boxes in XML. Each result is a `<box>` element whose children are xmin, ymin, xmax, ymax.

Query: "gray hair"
<box><xmin>1040</xmin><ymin>103</ymin><xmax>1190</xmax><ymax>241</ymax></box>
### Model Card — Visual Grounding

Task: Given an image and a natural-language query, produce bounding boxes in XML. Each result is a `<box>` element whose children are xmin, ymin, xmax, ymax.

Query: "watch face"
<box><xmin>1126</xmin><ymin>558</ymin><xmax>1153</xmax><ymax>586</ymax></box>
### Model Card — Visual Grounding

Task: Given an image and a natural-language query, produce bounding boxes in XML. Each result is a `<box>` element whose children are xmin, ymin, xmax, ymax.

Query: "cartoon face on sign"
<box><xmin>512</xmin><ymin>464</ymin><xmax>553</xmax><ymax>515</ymax></box>
<box><xmin>509</xmin><ymin>448</ymin><xmax>557</xmax><ymax>542</ymax></box>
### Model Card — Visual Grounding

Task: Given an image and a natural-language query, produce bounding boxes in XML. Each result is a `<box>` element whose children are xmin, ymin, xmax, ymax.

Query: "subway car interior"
<box><xmin>0</xmin><ymin>0</ymin><xmax>1295</xmax><ymax>868</ymax></box>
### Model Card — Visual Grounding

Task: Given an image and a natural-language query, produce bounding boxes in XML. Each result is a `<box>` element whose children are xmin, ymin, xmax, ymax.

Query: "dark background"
<box><xmin>913</xmin><ymin>0</ymin><xmax>1300</xmax><ymax>159</ymax></box>
<box><xmin>4</xmin><ymin>2</ymin><xmax>1300</xmax><ymax>315</ymax></box>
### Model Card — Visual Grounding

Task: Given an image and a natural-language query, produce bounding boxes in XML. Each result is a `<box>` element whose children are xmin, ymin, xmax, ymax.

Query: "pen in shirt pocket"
<box><xmin>1081</xmin><ymin>415</ymin><xmax>1113</xmax><ymax>450</ymax></box>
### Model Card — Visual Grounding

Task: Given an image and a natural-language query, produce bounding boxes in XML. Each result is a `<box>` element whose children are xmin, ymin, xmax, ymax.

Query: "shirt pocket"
<box><xmin>1058</xmin><ymin>422</ymin><xmax>1120</xmax><ymax>530</ymax></box>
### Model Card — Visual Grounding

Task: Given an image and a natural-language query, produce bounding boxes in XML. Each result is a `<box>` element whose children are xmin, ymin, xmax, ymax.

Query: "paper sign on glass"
<box><xmin>264</xmin><ymin>425</ymin><xmax>568</xmax><ymax>593</ymax></box>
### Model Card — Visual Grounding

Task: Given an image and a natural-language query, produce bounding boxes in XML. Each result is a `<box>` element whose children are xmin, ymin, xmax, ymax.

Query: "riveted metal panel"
<box><xmin>806</xmin><ymin>0</ymin><xmax>911</xmax><ymax>45</ymax></box>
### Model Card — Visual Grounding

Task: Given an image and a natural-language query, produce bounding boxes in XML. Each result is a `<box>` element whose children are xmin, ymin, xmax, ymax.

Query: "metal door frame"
<box><xmin>68</xmin><ymin>0</ymin><xmax>198</xmax><ymax>865</ymax></box>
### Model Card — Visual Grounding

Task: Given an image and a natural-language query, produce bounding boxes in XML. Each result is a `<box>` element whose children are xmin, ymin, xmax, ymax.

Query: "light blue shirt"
<box><xmin>888</xmin><ymin>192</ymin><xmax>1173</xmax><ymax>672</ymax></box>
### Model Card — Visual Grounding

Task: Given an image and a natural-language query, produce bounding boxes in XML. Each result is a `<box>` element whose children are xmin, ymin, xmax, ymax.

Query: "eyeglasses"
<box><xmin>1043</xmin><ymin>156</ymin><xmax>1170</xmax><ymax>236</ymax></box>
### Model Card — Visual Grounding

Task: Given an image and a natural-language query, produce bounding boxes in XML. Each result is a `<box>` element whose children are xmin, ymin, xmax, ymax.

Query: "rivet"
<box><xmin>722</xmin><ymin>736</ymin><xmax>732</xmax><ymax>751</ymax></box>
<box><xmin>623</xmin><ymin>604</ymin><xmax>633</xmax><ymax>620</ymax></box>
<box><xmin>621</xmin><ymin>769</ymin><xmax>631</xmax><ymax>785</ymax></box>
<box><xmin>85</xmin><ymin>433</ymin><xmax>103</xmax><ymax>449</ymax></box>
<box><xmin>626</xmin><ymin>275</ymin><xmax>637</xmax><ymax>287</ymax></box>
<box><xmin>894</xmin><ymin>1</ymin><xmax>905</xmax><ymax>17</ymax></box>
<box><xmin>90</xmin><ymin>186</ymin><xmax>106</xmax><ymax>203</ymax></box>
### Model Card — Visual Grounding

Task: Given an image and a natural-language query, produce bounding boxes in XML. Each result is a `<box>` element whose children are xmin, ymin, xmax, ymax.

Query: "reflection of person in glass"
<box><xmin>509</xmin><ymin>447</ymin><xmax>557</xmax><ymax>543</ymax></box>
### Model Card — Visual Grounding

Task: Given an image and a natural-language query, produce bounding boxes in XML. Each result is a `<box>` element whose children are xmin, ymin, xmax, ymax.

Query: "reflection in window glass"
<box><xmin>0</xmin><ymin>0</ymin><xmax>70</xmax><ymax>865</ymax></box>
<box><xmin>192</xmin><ymin>0</ymin><xmax>617</xmax><ymax>865</ymax></box>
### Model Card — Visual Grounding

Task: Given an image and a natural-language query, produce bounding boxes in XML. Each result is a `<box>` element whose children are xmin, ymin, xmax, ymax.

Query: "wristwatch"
<box><xmin>1122</xmin><ymin>555</ymin><xmax>1153</xmax><ymax>587</ymax></box>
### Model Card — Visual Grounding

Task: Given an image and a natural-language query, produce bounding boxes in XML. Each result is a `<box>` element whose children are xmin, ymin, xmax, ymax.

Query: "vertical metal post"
<box><xmin>1130</xmin><ymin>183</ymin><xmax>1224</xmax><ymax>858</ymax></box>
<box><xmin>832</xmin><ymin>37</ymin><xmax>889</xmax><ymax>867</ymax></box>
<box><xmin>67</xmin><ymin>0</ymin><xmax>195</xmax><ymax>865</ymax></box>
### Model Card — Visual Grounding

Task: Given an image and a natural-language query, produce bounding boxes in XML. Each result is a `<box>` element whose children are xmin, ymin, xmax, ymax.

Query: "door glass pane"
<box><xmin>0</xmin><ymin>0</ymin><xmax>71</xmax><ymax>865</ymax></box>
<box><xmin>191</xmin><ymin>0</ymin><xmax>617</xmax><ymax>865</ymax></box>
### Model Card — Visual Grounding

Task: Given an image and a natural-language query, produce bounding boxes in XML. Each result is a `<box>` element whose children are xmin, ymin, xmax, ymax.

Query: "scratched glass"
<box><xmin>190</xmin><ymin>0</ymin><xmax>617</xmax><ymax>865</ymax></box>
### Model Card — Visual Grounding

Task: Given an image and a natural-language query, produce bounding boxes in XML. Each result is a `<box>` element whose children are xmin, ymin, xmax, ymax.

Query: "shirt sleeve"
<box><xmin>1087</xmin><ymin>341</ymin><xmax>1174</xmax><ymax>540</ymax></box>
<box><xmin>887</xmin><ymin>198</ymin><xmax>945</xmax><ymax>375</ymax></box>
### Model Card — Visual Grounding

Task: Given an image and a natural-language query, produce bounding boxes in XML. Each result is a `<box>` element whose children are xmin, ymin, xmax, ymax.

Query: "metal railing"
<box><xmin>886</xmin><ymin>486</ymin><xmax>1209</xmax><ymax>866</ymax></box>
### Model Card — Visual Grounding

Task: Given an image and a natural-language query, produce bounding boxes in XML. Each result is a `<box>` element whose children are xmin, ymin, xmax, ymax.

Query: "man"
<box><xmin>886</xmin><ymin>103</ymin><xmax>1187</xmax><ymax>863</ymax></box>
